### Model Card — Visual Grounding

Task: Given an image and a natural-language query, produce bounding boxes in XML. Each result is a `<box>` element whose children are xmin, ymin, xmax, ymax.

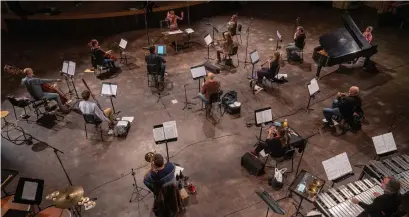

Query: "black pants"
<box><xmin>257</xmin><ymin>68</ymin><xmax>272</xmax><ymax>83</ymax></box>
<box><xmin>255</xmin><ymin>142</ymin><xmax>268</xmax><ymax>154</ymax></box>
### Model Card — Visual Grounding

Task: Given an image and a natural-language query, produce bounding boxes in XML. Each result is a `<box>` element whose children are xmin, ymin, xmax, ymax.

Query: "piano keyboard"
<box><xmin>363</xmin><ymin>154</ymin><xmax>409</xmax><ymax>194</ymax></box>
<box><xmin>315</xmin><ymin>178</ymin><xmax>383</xmax><ymax>217</ymax></box>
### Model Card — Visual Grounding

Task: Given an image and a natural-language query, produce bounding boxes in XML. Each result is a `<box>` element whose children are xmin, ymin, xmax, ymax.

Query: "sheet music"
<box><xmin>163</xmin><ymin>121</ymin><xmax>178</xmax><ymax>140</ymax></box>
<box><xmin>121</xmin><ymin>117</ymin><xmax>134</xmax><ymax>123</ymax></box>
<box><xmin>174</xmin><ymin>166</ymin><xmax>184</xmax><ymax>177</ymax></box>
<box><xmin>255</xmin><ymin>109</ymin><xmax>272</xmax><ymax>125</ymax></box>
<box><xmin>191</xmin><ymin>66</ymin><xmax>206</xmax><ymax>79</ymax></box>
<box><xmin>322</xmin><ymin>152</ymin><xmax>352</xmax><ymax>181</ymax></box>
<box><xmin>117</xmin><ymin>120</ymin><xmax>128</xmax><ymax>126</ymax></box>
<box><xmin>119</xmin><ymin>39</ymin><xmax>128</xmax><ymax>49</ymax></box>
<box><xmin>62</xmin><ymin>61</ymin><xmax>69</xmax><ymax>73</ymax></box>
<box><xmin>67</xmin><ymin>61</ymin><xmax>76</xmax><ymax>76</ymax></box>
<box><xmin>185</xmin><ymin>28</ymin><xmax>194</xmax><ymax>34</ymax></box>
<box><xmin>101</xmin><ymin>83</ymin><xmax>118</xmax><ymax>96</ymax></box>
<box><xmin>372</xmin><ymin>132</ymin><xmax>397</xmax><ymax>154</ymax></box>
<box><xmin>22</xmin><ymin>181</ymin><xmax>38</xmax><ymax>201</ymax></box>
<box><xmin>204</xmin><ymin>34</ymin><xmax>213</xmax><ymax>46</ymax></box>
<box><xmin>168</xmin><ymin>30</ymin><xmax>183</xmax><ymax>35</ymax></box>
<box><xmin>153</xmin><ymin>126</ymin><xmax>165</xmax><ymax>142</ymax></box>
<box><xmin>308</xmin><ymin>78</ymin><xmax>319</xmax><ymax>96</ymax></box>
<box><xmin>276</xmin><ymin>74</ymin><xmax>287</xmax><ymax>79</ymax></box>
<box><xmin>250</xmin><ymin>51</ymin><xmax>260</xmax><ymax>64</ymax></box>
<box><xmin>277</xmin><ymin>30</ymin><xmax>282</xmax><ymax>40</ymax></box>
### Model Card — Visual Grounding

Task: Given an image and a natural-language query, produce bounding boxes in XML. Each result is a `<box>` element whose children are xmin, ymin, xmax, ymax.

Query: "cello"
<box><xmin>4</xmin><ymin>65</ymin><xmax>69</xmax><ymax>105</ymax></box>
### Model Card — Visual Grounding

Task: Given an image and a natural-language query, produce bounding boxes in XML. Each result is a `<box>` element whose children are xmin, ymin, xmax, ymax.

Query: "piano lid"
<box><xmin>318</xmin><ymin>14</ymin><xmax>371</xmax><ymax>58</ymax></box>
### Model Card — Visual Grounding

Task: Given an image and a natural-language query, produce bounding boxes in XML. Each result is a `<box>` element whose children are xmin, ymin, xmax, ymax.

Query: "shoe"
<box><xmin>108</xmin><ymin>129</ymin><xmax>114</xmax><ymax>135</ymax></box>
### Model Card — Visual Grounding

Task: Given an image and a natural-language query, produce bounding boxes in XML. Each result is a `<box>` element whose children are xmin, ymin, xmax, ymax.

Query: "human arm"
<box><xmin>93</xmin><ymin>104</ymin><xmax>111</xmax><ymax>122</ymax></box>
<box><xmin>29</xmin><ymin>77</ymin><xmax>61</xmax><ymax>85</ymax></box>
<box><xmin>177</xmin><ymin>12</ymin><xmax>184</xmax><ymax>20</ymax></box>
<box><xmin>266</xmin><ymin>127</ymin><xmax>277</xmax><ymax>139</ymax></box>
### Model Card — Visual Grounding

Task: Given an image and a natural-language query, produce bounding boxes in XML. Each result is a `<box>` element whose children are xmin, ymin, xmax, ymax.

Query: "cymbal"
<box><xmin>53</xmin><ymin>186</ymin><xmax>84</xmax><ymax>209</ymax></box>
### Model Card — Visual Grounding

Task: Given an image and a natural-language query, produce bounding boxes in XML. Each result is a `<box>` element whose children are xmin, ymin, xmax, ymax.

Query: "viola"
<box><xmin>4</xmin><ymin>65</ymin><xmax>69</xmax><ymax>105</ymax></box>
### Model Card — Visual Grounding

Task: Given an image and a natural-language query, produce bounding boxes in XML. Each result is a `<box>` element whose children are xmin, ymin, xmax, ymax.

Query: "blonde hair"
<box><xmin>277</xmin><ymin>127</ymin><xmax>289</xmax><ymax>147</ymax></box>
<box><xmin>207</xmin><ymin>72</ymin><xmax>215</xmax><ymax>80</ymax></box>
<box><xmin>23</xmin><ymin>68</ymin><xmax>33</xmax><ymax>75</ymax></box>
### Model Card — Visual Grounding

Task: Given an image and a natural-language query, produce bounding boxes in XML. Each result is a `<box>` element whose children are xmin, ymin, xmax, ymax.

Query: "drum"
<box><xmin>1</xmin><ymin>195</ymin><xmax>31</xmax><ymax>217</ymax></box>
<box><xmin>34</xmin><ymin>207</ymin><xmax>71</xmax><ymax>217</ymax></box>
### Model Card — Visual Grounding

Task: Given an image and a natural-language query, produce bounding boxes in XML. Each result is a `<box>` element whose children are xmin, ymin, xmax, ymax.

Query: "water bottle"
<box><xmin>283</xmin><ymin>119</ymin><xmax>288</xmax><ymax>128</ymax></box>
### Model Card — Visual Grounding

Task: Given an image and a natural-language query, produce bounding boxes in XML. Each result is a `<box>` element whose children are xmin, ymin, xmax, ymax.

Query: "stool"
<box><xmin>1</xmin><ymin>111</ymin><xmax>10</xmax><ymax>127</ymax></box>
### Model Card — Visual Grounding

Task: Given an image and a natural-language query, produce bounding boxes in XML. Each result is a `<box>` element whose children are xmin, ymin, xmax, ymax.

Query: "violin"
<box><xmin>4</xmin><ymin>65</ymin><xmax>69</xmax><ymax>105</ymax></box>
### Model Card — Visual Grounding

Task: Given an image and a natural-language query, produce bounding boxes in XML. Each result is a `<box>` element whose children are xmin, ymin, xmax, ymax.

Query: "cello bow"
<box><xmin>81</xmin><ymin>78</ymin><xmax>103</xmax><ymax>110</ymax></box>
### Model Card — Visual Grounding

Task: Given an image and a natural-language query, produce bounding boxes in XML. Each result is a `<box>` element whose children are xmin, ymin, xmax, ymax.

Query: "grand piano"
<box><xmin>312</xmin><ymin>13</ymin><xmax>378</xmax><ymax>77</ymax></box>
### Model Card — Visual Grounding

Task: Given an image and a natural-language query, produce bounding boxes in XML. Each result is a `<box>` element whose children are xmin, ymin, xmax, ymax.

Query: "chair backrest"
<box><xmin>273</xmin><ymin>65</ymin><xmax>281</xmax><ymax>78</ymax></box>
<box><xmin>237</xmin><ymin>24</ymin><xmax>242</xmax><ymax>33</ymax></box>
<box><xmin>147</xmin><ymin>64</ymin><xmax>160</xmax><ymax>75</ymax></box>
<box><xmin>7</xmin><ymin>95</ymin><xmax>19</xmax><ymax>106</ymax></box>
<box><xmin>93</xmin><ymin>50</ymin><xmax>105</xmax><ymax>66</ymax></box>
<box><xmin>146</xmin><ymin>55</ymin><xmax>162</xmax><ymax>74</ymax></box>
<box><xmin>83</xmin><ymin>113</ymin><xmax>102</xmax><ymax>125</ymax></box>
<box><xmin>229</xmin><ymin>45</ymin><xmax>239</xmax><ymax>56</ymax></box>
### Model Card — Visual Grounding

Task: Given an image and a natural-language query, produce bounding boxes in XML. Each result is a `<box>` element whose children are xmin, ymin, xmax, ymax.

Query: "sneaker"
<box><xmin>108</xmin><ymin>129</ymin><xmax>114</xmax><ymax>135</ymax></box>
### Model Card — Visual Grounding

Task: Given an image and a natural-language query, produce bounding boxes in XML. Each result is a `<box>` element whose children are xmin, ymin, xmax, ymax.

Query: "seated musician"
<box><xmin>21</xmin><ymin>68</ymin><xmax>69</xmax><ymax>113</ymax></box>
<box><xmin>197</xmin><ymin>72</ymin><xmax>221</xmax><ymax>103</ymax></box>
<box><xmin>216</xmin><ymin>32</ymin><xmax>234</xmax><ymax>64</ymax></box>
<box><xmin>323</xmin><ymin>86</ymin><xmax>362</xmax><ymax>127</ymax></box>
<box><xmin>286</xmin><ymin>26</ymin><xmax>306</xmax><ymax>59</ymax></box>
<box><xmin>79</xmin><ymin>90</ymin><xmax>114</xmax><ymax>127</ymax></box>
<box><xmin>256</xmin><ymin>51</ymin><xmax>280</xmax><ymax>84</ymax></box>
<box><xmin>143</xmin><ymin>153</ymin><xmax>176</xmax><ymax>192</ymax></box>
<box><xmin>251</xmin><ymin>126</ymin><xmax>289</xmax><ymax>158</ymax></box>
<box><xmin>145</xmin><ymin>45</ymin><xmax>167</xmax><ymax>77</ymax></box>
<box><xmin>89</xmin><ymin>39</ymin><xmax>116</xmax><ymax>69</ymax></box>
<box><xmin>166</xmin><ymin>10</ymin><xmax>184</xmax><ymax>30</ymax></box>
<box><xmin>352</xmin><ymin>177</ymin><xmax>401</xmax><ymax>217</ymax></box>
<box><xmin>363</xmin><ymin>26</ymin><xmax>373</xmax><ymax>44</ymax></box>
<box><xmin>227</xmin><ymin>14</ymin><xmax>238</xmax><ymax>36</ymax></box>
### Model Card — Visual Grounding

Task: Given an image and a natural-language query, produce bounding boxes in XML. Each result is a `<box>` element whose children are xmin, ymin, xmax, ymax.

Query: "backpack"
<box><xmin>221</xmin><ymin>91</ymin><xmax>237</xmax><ymax>105</ymax></box>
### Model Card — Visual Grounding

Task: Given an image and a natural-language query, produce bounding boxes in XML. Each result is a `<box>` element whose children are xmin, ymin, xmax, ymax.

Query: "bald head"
<box><xmin>207</xmin><ymin>72</ymin><xmax>215</xmax><ymax>80</ymax></box>
<box><xmin>24</xmin><ymin>68</ymin><xmax>34</xmax><ymax>77</ymax></box>
<box><xmin>349</xmin><ymin>86</ymin><xmax>359</xmax><ymax>96</ymax></box>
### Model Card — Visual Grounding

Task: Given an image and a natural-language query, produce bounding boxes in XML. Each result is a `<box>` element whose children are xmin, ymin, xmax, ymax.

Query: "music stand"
<box><xmin>101</xmin><ymin>82</ymin><xmax>120</xmax><ymax>115</ymax></box>
<box><xmin>119</xmin><ymin>38</ymin><xmax>128</xmax><ymax>64</ymax></box>
<box><xmin>255</xmin><ymin>188</ymin><xmax>286</xmax><ymax>216</ymax></box>
<box><xmin>153</xmin><ymin>120</ymin><xmax>178</xmax><ymax>162</ymax></box>
<box><xmin>249</xmin><ymin>49</ymin><xmax>260</xmax><ymax>78</ymax></box>
<box><xmin>307</xmin><ymin>78</ymin><xmax>320</xmax><ymax>112</ymax></box>
<box><xmin>204</xmin><ymin>33</ymin><xmax>214</xmax><ymax>60</ymax></box>
<box><xmin>372</xmin><ymin>132</ymin><xmax>397</xmax><ymax>160</ymax></box>
<box><xmin>61</xmin><ymin>61</ymin><xmax>80</xmax><ymax>105</ymax></box>
<box><xmin>322</xmin><ymin>152</ymin><xmax>354</xmax><ymax>187</ymax></box>
<box><xmin>276</xmin><ymin>30</ymin><xmax>282</xmax><ymax>50</ymax></box>
<box><xmin>254</xmin><ymin>107</ymin><xmax>273</xmax><ymax>170</ymax></box>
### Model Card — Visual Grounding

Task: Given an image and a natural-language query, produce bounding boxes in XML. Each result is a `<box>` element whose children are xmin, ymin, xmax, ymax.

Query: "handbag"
<box><xmin>269</xmin><ymin>168</ymin><xmax>287</xmax><ymax>190</ymax></box>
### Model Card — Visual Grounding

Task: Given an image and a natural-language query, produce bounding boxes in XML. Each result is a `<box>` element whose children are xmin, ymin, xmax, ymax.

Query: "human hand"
<box><xmin>57</xmin><ymin>79</ymin><xmax>62</xmax><ymax>82</ymax></box>
<box><xmin>351</xmin><ymin>198</ymin><xmax>359</xmax><ymax>204</ymax></box>
<box><xmin>373</xmin><ymin>192</ymin><xmax>381</xmax><ymax>197</ymax></box>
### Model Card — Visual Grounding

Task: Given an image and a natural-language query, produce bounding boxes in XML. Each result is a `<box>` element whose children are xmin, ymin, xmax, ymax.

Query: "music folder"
<box><xmin>250</xmin><ymin>50</ymin><xmax>260</xmax><ymax>65</ymax></box>
<box><xmin>153</xmin><ymin>121</ymin><xmax>178</xmax><ymax>144</ymax></box>
<box><xmin>308</xmin><ymin>78</ymin><xmax>320</xmax><ymax>96</ymax></box>
<box><xmin>255</xmin><ymin>188</ymin><xmax>286</xmax><ymax>215</ymax></box>
<box><xmin>61</xmin><ymin>61</ymin><xmax>76</xmax><ymax>76</ymax></box>
<box><xmin>254</xmin><ymin>107</ymin><xmax>273</xmax><ymax>126</ymax></box>
<box><xmin>204</xmin><ymin>34</ymin><xmax>213</xmax><ymax>46</ymax></box>
<box><xmin>372</xmin><ymin>132</ymin><xmax>397</xmax><ymax>155</ymax></box>
<box><xmin>119</xmin><ymin>38</ymin><xmax>128</xmax><ymax>50</ymax></box>
<box><xmin>322</xmin><ymin>152</ymin><xmax>353</xmax><ymax>181</ymax></box>
<box><xmin>101</xmin><ymin>82</ymin><xmax>118</xmax><ymax>97</ymax></box>
<box><xmin>190</xmin><ymin>64</ymin><xmax>207</xmax><ymax>80</ymax></box>
<box><xmin>13</xmin><ymin>177</ymin><xmax>44</xmax><ymax>205</ymax></box>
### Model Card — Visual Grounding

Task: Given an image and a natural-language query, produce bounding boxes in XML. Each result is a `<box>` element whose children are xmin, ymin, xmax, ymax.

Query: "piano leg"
<box><xmin>316</xmin><ymin>65</ymin><xmax>322</xmax><ymax>78</ymax></box>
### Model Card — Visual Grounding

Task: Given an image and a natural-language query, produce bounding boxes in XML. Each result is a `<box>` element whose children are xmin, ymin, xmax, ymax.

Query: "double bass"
<box><xmin>4</xmin><ymin>65</ymin><xmax>69</xmax><ymax>105</ymax></box>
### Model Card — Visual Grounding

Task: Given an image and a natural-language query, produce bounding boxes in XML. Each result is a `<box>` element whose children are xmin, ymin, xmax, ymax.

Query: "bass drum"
<box><xmin>34</xmin><ymin>207</ymin><xmax>71</xmax><ymax>217</ymax></box>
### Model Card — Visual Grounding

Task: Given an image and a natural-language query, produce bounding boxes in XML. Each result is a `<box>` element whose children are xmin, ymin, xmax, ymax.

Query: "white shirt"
<box><xmin>79</xmin><ymin>100</ymin><xmax>109</xmax><ymax>122</ymax></box>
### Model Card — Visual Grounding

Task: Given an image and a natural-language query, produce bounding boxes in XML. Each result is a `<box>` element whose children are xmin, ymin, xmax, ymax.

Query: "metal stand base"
<box><xmin>182</xmin><ymin>84</ymin><xmax>196</xmax><ymax>110</ymax></box>
<box><xmin>129</xmin><ymin>169</ymin><xmax>150</xmax><ymax>203</ymax></box>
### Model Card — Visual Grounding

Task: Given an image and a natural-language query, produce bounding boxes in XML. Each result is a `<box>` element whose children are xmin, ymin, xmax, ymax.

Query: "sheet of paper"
<box><xmin>255</xmin><ymin>109</ymin><xmax>272</xmax><ymax>125</ymax></box>
<box><xmin>250</xmin><ymin>51</ymin><xmax>260</xmax><ymax>64</ymax></box>
<box><xmin>277</xmin><ymin>30</ymin><xmax>282</xmax><ymax>40</ymax></box>
<box><xmin>117</xmin><ymin>120</ymin><xmax>128</xmax><ymax>126</ymax></box>
<box><xmin>277</xmin><ymin>74</ymin><xmax>287</xmax><ymax>79</ymax></box>
<box><xmin>171</xmin><ymin>99</ymin><xmax>178</xmax><ymax>104</ymax></box>
<box><xmin>191</xmin><ymin>66</ymin><xmax>206</xmax><ymax>79</ymax></box>
<box><xmin>67</xmin><ymin>61</ymin><xmax>76</xmax><ymax>76</ymax></box>
<box><xmin>185</xmin><ymin>28</ymin><xmax>194</xmax><ymax>34</ymax></box>
<box><xmin>62</xmin><ymin>61</ymin><xmax>69</xmax><ymax>73</ymax></box>
<box><xmin>322</xmin><ymin>152</ymin><xmax>352</xmax><ymax>180</ymax></box>
<box><xmin>382</xmin><ymin>132</ymin><xmax>397</xmax><ymax>153</ymax></box>
<box><xmin>260</xmin><ymin>149</ymin><xmax>268</xmax><ymax>157</ymax></box>
<box><xmin>101</xmin><ymin>83</ymin><xmax>118</xmax><ymax>96</ymax></box>
<box><xmin>308</xmin><ymin>79</ymin><xmax>319</xmax><ymax>96</ymax></box>
<box><xmin>372</xmin><ymin>134</ymin><xmax>386</xmax><ymax>154</ymax></box>
<box><xmin>22</xmin><ymin>181</ymin><xmax>38</xmax><ymax>201</ymax></box>
<box><xmin>174</xmin><ymin>166</ymin><xmax>184</xmax><ymax>177</ymax></box>
<box><xmin>119</xmin><ymin>39</ymin><xmax>128</xmax><ymax>49</ymax></box>
<box><xmin>153</xmin><ymin>127</ymin><xmax>165</xmax><ymax>142</ymax></box>
<box><xmin>204</xmin><ymin>34</ymin><xmax>213</xmax><ymax>46</ymax></box>
<box><xmin>322</xmin><ymin>157</ymin><xmax>339</xmax><ymax>181</ymax></box>
<box><xmin>168</xmin><ymin>30</ymin><xmax>183</xmax><ymax>35</ymax></box>
<box><xmin>163</xmin><ymin>121</ymin><xmax>178</xmax><ymax>140</ymax></box>
<box><xmin>336</xmin><ymin>152</ymin><xmax>353</xmax><ymax>176</ymax></box>
<box><xmin>121</xmin><ymin>117</ymin><xmax>134</xmax><ymax>123</ymax></box>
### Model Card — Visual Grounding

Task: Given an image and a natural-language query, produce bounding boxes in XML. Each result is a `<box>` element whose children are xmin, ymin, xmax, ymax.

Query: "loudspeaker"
<box><xmin>241</xmin><ymin>152</ymin><xmax>264</xmax><ymax>176</ymax></box>
<box><xmin>204</xmin><ymin>61</ymin><xmax>221</xmax><ymax>74</ymax></box>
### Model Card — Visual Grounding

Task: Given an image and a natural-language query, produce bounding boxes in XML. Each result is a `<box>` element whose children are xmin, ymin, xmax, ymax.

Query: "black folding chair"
<box><xmin>83</xmin><ymin>114</ymin><xmax>103</xmax><ymax>141</ymax></box>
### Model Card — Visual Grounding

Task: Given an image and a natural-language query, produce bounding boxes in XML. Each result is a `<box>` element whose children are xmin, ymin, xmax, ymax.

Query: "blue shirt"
<box><xmin>150</xmin><ymin>162</ymin><xmax>175</xmax><ymax>184</ymax></box>
<box><xmin>21</xmin><ymin>76</ymin><xmax>58</xmax><ymax>100</ymax></box>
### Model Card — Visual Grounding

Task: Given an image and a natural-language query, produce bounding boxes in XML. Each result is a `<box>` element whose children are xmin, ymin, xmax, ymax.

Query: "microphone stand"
<box><xmin>182</xmin><ymin>84</ymin><xmax>195</xmax><ymax>110</ymax></box>
<box><xmin>41</xmin><ymin>141</ymin><xmax>73</xmax><ymax>186</ymax></box>
<box><xmin>243</xmin><ymin>18</ymin><xmax>253</xmax><ymax>69</ymax></box>
<box><xmin>144</xmin><ymin>0</ymin><xmax>151</xmax><ymax>46</ymax></box>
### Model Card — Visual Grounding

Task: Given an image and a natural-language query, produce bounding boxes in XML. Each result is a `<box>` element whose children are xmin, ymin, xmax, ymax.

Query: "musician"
<box><xmin>145</xmin><ymin>45</ymin><xmax>167</xmax><ymax>77</ymax></box>
<box><xmin>166</xmin><ymin>10</ymin><xmax>184</xmax><ymax>30</ymax></box>
<box><xmin>143</xmin><ymin>153</ymin><xmax>176</xmax><ymax>192</ymax></box>
<box><xmin>256</xmin><ymin>51</ymin><xmax>280</xmax><ymax>84</ymax></box>
<box><xmin>79</xmin><ymin>90</ymin><xmax>114</xmax><ymax>127</ymax></box>
<box><xmin>197</xmin><ymin>72</ymin><xmax>221</xmax><ymax>103</ymax></box>
<box><xmin>286</xmin><ymin>26</ymin><xmax>306</xmax><ymax>60</ymax></box>
<box><xmin>227</xmin><ymin>14</ymin><xmax>238</xmax><ymax>36</ymax></box>
<box><xmin>251</xmin><ymin>126</ymin><xmax>289</xmax><ymax>158</ymax></box>
<box><xmin>363</xmin><ymin>26</ymin><xmax>373</xmax><ymax>44</ymax></box>
<box><xmin>352</xmin><ymin>177</ymin><xmax>401</xmax><ymax>217</ymax></box>
<box><xmin>21</xmin><ymin>68</ymin><xmax>69</xmax><ymax>113</ymax></box>
<box><xmin>323</xmin><ymin>86</ymin><xmax>362</xmax><ymax>127</ymax></box>
<box><xmin>89</xmin><ymin>39</ymin><xmax>116</xmax><ymax>69</ymax></box>
<box><xmin>216</xmin><ymin>32</ymin><xmax>234</xmax><ymax>64</ymax></box>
